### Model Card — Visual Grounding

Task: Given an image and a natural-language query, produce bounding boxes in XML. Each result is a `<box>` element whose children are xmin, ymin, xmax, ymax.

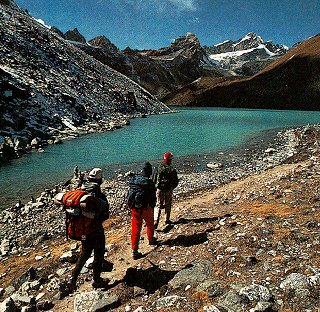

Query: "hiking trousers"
<box><xmin>131</xmin><ymin>206</ymin><xmax>154</xmax><ymax>251</ymax></box>
<box><xmin>71</xmin><ymin>231</ymin><xmax>105</xmax><ymax>283</ymax></box>
<box><xmin>154</xmin><ymin>189</ymin><xmax>173</xmax><ymax>226</ymax></box>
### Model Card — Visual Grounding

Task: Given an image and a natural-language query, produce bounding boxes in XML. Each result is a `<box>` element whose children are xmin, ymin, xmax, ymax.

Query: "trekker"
<box><xmin>127</xmin><ymin>162</ymin><xmax>158</xmax><ymax>260</ymax></box>
<box><xmin>68</xmin><ymin>168</ymin><xmax>109</xmax><ymax>292</ymax></box>
<box><xmin>154</xmin><ymin>152</ymin><xmax>179</xmax><ymax>228</ymax></box>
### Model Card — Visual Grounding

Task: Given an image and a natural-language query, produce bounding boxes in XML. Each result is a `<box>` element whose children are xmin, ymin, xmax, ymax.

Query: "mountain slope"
<box><xmin>0</xmin><ymin>1</ymin><xmax>170</xmax><ymax>162</ymax></box>
<box><xmin>166</xmin><ymin>34</ymin><xmax>320</xmax><ymax>110</ymax></box>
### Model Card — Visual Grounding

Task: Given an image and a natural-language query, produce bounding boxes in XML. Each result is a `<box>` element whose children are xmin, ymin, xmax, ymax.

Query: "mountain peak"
<box><xmin>64</xmin><ymin>28</ymin><xmax>86</xmax><ymax>43</ymax></box>
<box><xmin>88</xmin><ymin>35</ymin><xmax>118</xmax><ymax>52</ymax></box>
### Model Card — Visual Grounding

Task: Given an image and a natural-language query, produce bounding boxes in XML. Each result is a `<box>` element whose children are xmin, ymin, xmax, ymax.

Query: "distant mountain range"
<box><xmin>56</xmin><ymin>28</ymin><xmax>288</xmax><ymax>100</ymax></box>
<box><xmin>165</xmin><ymin>34</ymin><xmax>320</xmax><ymax>110</ymax></box>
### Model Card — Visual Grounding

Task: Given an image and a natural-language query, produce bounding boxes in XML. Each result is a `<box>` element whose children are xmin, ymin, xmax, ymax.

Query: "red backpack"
<box><xmin>61</xmin><ymin>190</ymin><xmax>96</xmax><ymax>241</ymax></box>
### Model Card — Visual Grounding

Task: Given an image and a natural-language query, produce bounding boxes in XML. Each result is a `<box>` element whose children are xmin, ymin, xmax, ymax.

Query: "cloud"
<box><xmin>167</xmin><ymin>0</ymin><xmax>197</xmax><ymax>11</ymax></box>
<box><xmin>112</xmin><ymin>0</ymin><xmax>198</xmax><ymax>13</ymax></box>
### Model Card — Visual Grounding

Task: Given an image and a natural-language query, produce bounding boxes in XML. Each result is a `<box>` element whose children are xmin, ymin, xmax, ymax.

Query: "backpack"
<box><xmin>126</xmin><ymin>175</ymin><xmax>150</xmax><ymax>209</ymax></box>
<box><xmin>55</xmin><ymin>190</ymin><xmax>96</xmax><ymax>241</ymax></box>
<box><xmin>156</xmin><ymin>164</ymin><xmax>178</xmax><ymax>191</ymax></box>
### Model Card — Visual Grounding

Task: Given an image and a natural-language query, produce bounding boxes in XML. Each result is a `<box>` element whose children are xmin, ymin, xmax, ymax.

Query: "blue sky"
<box><xmin>16</xmin><ymin>0</ymin><xmax>320</xmax><ymax>50</ymax></box>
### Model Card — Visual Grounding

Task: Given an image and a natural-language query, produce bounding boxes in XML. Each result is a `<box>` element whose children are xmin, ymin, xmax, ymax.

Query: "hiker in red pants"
<box><xmin>127</xmin><ymin>162</ymin><xmax>158</xmax><ymax>260</ymax></box>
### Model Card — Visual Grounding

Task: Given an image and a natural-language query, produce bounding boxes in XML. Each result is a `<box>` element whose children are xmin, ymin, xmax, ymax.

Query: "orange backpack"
<box><xmin>61</xmin><ymin>190</ymin><xmax>96</xmax><ymax>241</ymax></box>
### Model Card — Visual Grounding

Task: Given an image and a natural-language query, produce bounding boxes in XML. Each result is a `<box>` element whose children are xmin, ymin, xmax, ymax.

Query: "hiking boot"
<box><xmin>64</xmin><ymin>279</ymin><xmax>77</xmax><ymax>295</ymax></box>
<box><xmin>149</xmin><ymin>238</ymin><xmax>158</xmax><ymax>246</ymax></box>
<box><xmin>132</xmin><ymin>251</ymin><xmax>143</xmax><ymax>260</ymax></box>
<box><xmin>92</xmin><ymin>278</ymin><xmax>110</xmax><ymax>289</ymax></box>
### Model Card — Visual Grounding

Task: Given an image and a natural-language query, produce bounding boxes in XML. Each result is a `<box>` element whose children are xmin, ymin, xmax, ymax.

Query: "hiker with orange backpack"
<box><xmin>55</xmin><ymin>168</ymin><xmax>110</xmax><ymax>292</ymax></box>
<box><xmin>153</xmin><ymin>152</ymin><xmax>179</xmax><ymax>228</ymax></box>
<box><xmin>126</xmin><ymin>162</ymin><xmax>158</xmax><ymax>260</ymax></box>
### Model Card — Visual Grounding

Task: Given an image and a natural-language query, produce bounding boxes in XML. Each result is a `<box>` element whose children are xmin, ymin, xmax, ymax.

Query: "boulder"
<box><xmin>280</xmin><ymin>273</ymin><xmax>310</xmax><ymax>298</ymax></box>
<box><xmin>239</xmin><ymin>283</ymin><xmax>272</xmax><ymax>302</ymax></box>
<box><xmin>74</xmin><ymin>291</ymin><xmax>119</xmax><ymax>312</ymax></box>
<box><xmin>168</xmin><ymin>260</ymin><xmax>213</xmax><ymax>289</ymax></box>
<box><xmin>218</xmin><ymin>290</ymin><xmax>243</xmax><ymax>312</ymax></box>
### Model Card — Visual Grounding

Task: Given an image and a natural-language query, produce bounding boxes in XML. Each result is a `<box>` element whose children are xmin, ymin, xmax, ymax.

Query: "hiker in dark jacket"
<box><xmin>154</xmin><ymin>152</ymin><xmax>179</xmax><ymax>228</ymax></box>
<box><xmin>127</xmin><ymin>162</ymin><xmax>157</xmax><ymax>260</ymax></box>
<box><xmin>68</xmin><ymin>168</ymin><xmax>109</xmax><ymax>292</ymax></box>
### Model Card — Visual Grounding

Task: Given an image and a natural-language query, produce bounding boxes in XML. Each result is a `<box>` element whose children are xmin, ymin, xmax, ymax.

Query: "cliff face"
<box><xmin>166</xmin><ymin>35</ymin><xmax>320</xmax><ymax>110</ymax></box>
<box><xmin>0</xmin><ymin>2</ymin><xmax>170</xmax><ymax>162</ymax></box>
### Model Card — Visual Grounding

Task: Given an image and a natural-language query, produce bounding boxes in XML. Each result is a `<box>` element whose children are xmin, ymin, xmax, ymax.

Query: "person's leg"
<box><xmin>154</xmin><ymin>189</ymin><xmax>164</xmax><ymax>228</ymax></box>
<box><xmin>164</xmin><ymin>191</ymin><xmax>173</xmax><ymax>223</ymax></box>
<box><xmin>70</xmin><ymin>240</ymin><xmax>93</xmax><ymax>288</ymax></box>
<box><xmin>92</xmin><ymin>233</ymin><xmax>106</xmax><ymax>283</ymax></box>
<box><xmin>92</xmin><ymin>233</ymin><xmax>110</xmax><ymax>288</ymax></box>
<box><xmin>143</xmin><ymin>206</ymin><xmax>155</xmax><ymax>243</ymax></box>
<box><xmin>131</xmin><ymin>209</ymin><xmax>143</xmax><ymax>252</ymax></box>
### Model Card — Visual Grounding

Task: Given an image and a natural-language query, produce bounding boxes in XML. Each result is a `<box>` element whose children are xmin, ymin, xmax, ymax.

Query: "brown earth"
<box><xmin>1</xmin><ymin>156</ymin><xmax>319</xmax><ymax>311</ymax></box>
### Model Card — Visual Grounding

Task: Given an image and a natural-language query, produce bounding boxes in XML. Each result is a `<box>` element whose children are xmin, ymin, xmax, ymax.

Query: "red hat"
<box><xmin>164</xmin><ymin>152</ymin><xmax>173</xmax><ymax>164</ymax></box>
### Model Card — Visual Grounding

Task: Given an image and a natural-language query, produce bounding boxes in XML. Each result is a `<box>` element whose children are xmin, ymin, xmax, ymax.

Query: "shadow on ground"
<box><xmin>124</xmin><ymin>263</ymin><xmax>181</xmax><ymax>294</ymax></box>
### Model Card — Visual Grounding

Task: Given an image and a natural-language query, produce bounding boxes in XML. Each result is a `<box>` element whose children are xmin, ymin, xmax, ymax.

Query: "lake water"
<box><xmin>1</xmin><ymin>107</ymin><xmax>320</xmax><ymax>208</ymax></box>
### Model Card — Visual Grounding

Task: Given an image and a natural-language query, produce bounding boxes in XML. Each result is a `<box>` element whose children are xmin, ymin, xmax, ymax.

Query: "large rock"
<box><xmin>239</xmin><ymin>283</ymin><xmax>272</xmax><ymax>302</ymax></box>
<box><xmin>74</xmin><ymin>291</ymin><xmax>119</xmax><ymax>312</ymax></box>
<box><xmin>168</xmin><ymin>260</ymin><xmax>213</xmax><ymax>289</ymax></box>
<box><xmin>280</xmin><ymin>273</ymin><xmax>310</xmax><ymax>298</ymax></box>
<box><xmin>218</xmin><ymin>291</ymin><xmax>243</xmax><ymax>312</ymax></box>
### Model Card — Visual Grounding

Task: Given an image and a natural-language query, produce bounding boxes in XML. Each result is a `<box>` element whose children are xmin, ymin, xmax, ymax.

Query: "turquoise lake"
<box><xmin>1</xmin><ymin>107</ymin><xmax>320</xmax><ymax>208</ymax></box>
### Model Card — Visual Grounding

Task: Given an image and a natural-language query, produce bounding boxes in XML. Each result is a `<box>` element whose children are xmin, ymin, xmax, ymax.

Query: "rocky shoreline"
<box><xmin>0</xmin><ymin>124</ymin><xmax>319</xmax><ymax>311</ymax></box>
<box><xmin>0</xmin><ymin>111</ymin><xmax>165</xmax><ymax>167</ymax></box>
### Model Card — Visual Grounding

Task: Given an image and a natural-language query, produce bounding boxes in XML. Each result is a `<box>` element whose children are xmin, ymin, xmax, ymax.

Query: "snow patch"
<box><xmin>32</xmin><ymin>17</ymin><xmax>51</xmax><ymax>29</ymax></box>
<box><xmin>61</xmin><ymin>117</ymin><xmax>77</xmax><ymax>131</ymax></box>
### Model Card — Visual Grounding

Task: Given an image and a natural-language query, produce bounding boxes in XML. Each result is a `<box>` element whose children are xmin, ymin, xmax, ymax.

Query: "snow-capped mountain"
<box><xmin>205</xmin><ymin>32</ymin><xmax>288</xmax><ymax>75</ymax></box>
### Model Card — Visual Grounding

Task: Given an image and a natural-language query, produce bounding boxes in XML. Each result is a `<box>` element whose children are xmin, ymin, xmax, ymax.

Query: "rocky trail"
<box><xmin>0</xmin><ymin>125</ymin><xmax>319</xmax><ymax>311</ymax></box>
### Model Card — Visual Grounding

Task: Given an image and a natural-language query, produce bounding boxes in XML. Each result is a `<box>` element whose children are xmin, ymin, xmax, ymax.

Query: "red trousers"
<box><xmin>131</xmin><ymin>206</ymin><xmax>154</xmax><ymax>251</ymax></box>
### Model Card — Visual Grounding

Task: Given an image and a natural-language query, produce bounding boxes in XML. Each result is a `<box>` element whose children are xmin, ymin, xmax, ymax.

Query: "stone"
<box><xmin>60</xmin><ymin>251</ymin><xmax>79</xmax><ymax>263</ymax></box>
<box><xmin>280</xmin><ymin>273</ymin><xmax>310</xmax><ymax>298</ymax></box>
<box><xmin>10</xmin><ymin>293</ymin><xmax>35</xmax><ymax>306</ymax></box>
<box><xmin>133</xmin><ymin>307</ymin><xmax>146</xmax><ymax>312</ymax></box>
<box><xmin>207</xmin><ymin>163</ymin><xmax>223</xmax><ymax>170</ymax></box>
<box><xmin>1</xmin><ymin>239</ymin><xmax>10</xmax><ymax>256</ymax></box>
<box><xmin>203</xmin><ymin>305</ymin><xmax>221</xmax><ymax>312</ymax></box>
<box><xmin>196</xmin><ymin>279</ymin><xmax>223</xmax><ymax>298</ymax></box>
<box><xmin>133</xmin><ymin>286</ymin><xmax>147</xmax><ymax>297</ymax></box>
<box><xmin>0</xmin><ymin>297</ymin><xmax>17</xmax><ymax>312</ymax></box>
<box><xmin>168</xmin><ymin>260</ymin><xmax>213</xmax><ymax>289</ymax></box>
<box><xmin>239</xmin><ymin>284</ymin><xmax>271</xmax><ymax>302</ymax></box>
<box><xmin>4</xmin><ymin>286</ymin><xmax>15</xmax><ymax>297</ymax></box>
<box><xmin>155</xmin><ymin>296</ymin><xmax>187</xmax><ymax>310</ymax></box>
<box><xmin>56</xmin><ymin>268</ymin><xmax>69</xmax><ymax>277</ymax></box>
<box><xmin>218</xmin><ymin>291</ymin><xmax>243</xmax><ymax>312</ymax></box>
<box><xmin>250</xmin><ymin>301</ymin><xmax>273</xmax><ymax>312</ymax></box>
<box><xmin>74</xmin><ymin>291</ymin><xmax>119</xmax><ymax>312</ymax></box>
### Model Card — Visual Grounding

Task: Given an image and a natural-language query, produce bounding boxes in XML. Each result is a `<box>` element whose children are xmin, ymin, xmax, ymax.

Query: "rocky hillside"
<box><xmin>166</xmin><ymin>34</ymin><xmax>320</xmax><ymax>110</ymax></box>
<box><xmin>0</xmin><ymin>125</ymin><xmax>319</xmax><ymax>311</ymax></box>
<box><xmin>0</xmin><ymin>1</ymin><xmax>170</xmax><ymax>164</ymax></box>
